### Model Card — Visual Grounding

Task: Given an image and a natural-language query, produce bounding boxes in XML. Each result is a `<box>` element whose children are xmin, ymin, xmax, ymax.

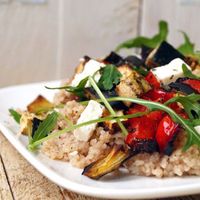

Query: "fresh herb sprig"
<box><xmin>45</xmin><ymin>77</ymin><xmax>88</xmax><ymax>98</ymax></box>
<box><xmin>98</xmin><ymin>65</ymin><xmax>122</xmax><ymax>90</ymax></box>
<box><xmin>9</xmin><ymin>109</ymin><xmax>21</xmax><ymax>124</ymax></box>
<box><xmin>28</xmin><ymin>111</ymin><xmax>58</xmax><ymax>150</ymax></box>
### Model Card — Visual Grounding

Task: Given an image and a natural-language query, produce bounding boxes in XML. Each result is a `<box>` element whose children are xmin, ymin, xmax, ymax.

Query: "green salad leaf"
<box><xmin>29</xmin><ymin>111</ymin><xmax>58</xmax><ymax>150</ymax></box>
<box><xmin>177</xmin><ymin>31</ymin><xmax>200</xmax><ymax>61</ymax></box>
<box><xmin>115</xmin><ymin>20</ymin><xmax>168</xmax><ymax>51</ymax></box>
<box><xmin>177</xmin><ymin>31</ymin><xmax>194</xmax><ymax>56</ymax></box>
<box><xmin>45</xmin><ymin>76</ymin><xmax>89</xmax><ymax>98</ymax></box>
<box><xmin>9</xmin><ymin>109</ymin><xmax>21</xmax><ymax>124</ymax></box>
<box><xmin>98</xmin><ymin>65</ymin><xmax>122</xmax><ymax>90</ymax></box>
<box><xmin>182</xmin><ymin>64</ymin><xmax>200</xmax><ymax>80</ymax></box>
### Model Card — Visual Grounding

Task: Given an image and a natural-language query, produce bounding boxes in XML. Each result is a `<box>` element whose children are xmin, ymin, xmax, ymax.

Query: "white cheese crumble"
<box><xmin>73</xmin><ymin>100</ymin><xmax>104</xmax><ymax>142</ymax></box>
<box><xmin>151</xmin><ymin>58</ymin><xmax>191</xmax><ymax>85</ymax></box>
<box><xmin>71</xmin><ymin>59</ymin><xmax>105</xmax><ymax>87</ymax></box>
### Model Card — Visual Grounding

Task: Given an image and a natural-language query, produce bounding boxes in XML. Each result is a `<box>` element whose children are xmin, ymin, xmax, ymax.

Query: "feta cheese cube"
<box><xmin>71</xmin><ymin>59</ymin><xmax>105</xmax><ymax>87</ymax></box>
<box><xmin>73</xmin><ymin>100</ymin><xmax>104</xmax><ymax>142</ymax></box>
<box><xmin>151</xmin><ymin>58</ymin><xmax>191</xmax><ymax>85</ymax></box>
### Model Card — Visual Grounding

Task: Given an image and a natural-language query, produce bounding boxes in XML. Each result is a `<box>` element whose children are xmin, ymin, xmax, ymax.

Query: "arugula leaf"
<box><xmin>9</xmin><ymin>109</ymin><xmax>21</xmax><ymax>124</ymax></box>
<box><xmin>45</xmin><ymin>77</ymin><xmax>88</xmax><ymax>98</ymax></box>
<box><xmin>182</xmin><ymin>64</ymin><xmax>200</xmax><ymax>80</ymax></box>
<box><xmin>30</xmin><ymin>111</ymin><xmax>58</xmax><ymax>144</ymax></box>
<box><xmin>177</xmin><ymin>31</ymin><xmax>200</xmax><ymax>61</ymax></box>
<box><xmin>177</xmin><ymin>32</ymin><xmax>194</xmax><ymax>56</ymax></box>
<box><xmin>98</xmin><ymin>65</ymin><xmax>122</xmax><ymax>90</ymax></box>
<box><xmin>165</xmin><ymin>94</ymin><xmax>200</xmax><ymax>119</ymax></box>
<box><xmin>115</xmin><ymin>20</ymin><xmax>168</xmax><ymax>51</ymax></box>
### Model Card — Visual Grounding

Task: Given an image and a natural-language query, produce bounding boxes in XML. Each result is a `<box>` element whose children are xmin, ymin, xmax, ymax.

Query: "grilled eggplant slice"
<box><xmin>84</xmin><ymin>87</ymin><xmax>127</xmax><ymax>109</ymax></box>
<box><xmin>27</xmin><ymin>95</ymin><xmax>54</xmax><ymax>114</ymax></box>
<box><xmin>169</xmin><ymin>77</ymin><xmax>198</xmax><ymax>95</ymax></box>
<box><xmin>104</xmin><ymin>51</ymin><xmax>124</xmax><ymax>66</ymax></box>
<box><xmin>82</xmin><ymin>145</ymin><xmax>130</xmax><ymax>179</ymax></box>
<box><xmin>20</xmin><ymin>113</ymin><xmax>42</xmax><ymax>136</ymax></box>
<box><xmin>124</xmin><ymin>55</ymin><xmax>144</xmax><ymax>67</ymax></box>
<box><xmin>116</xmin><ymin>65</ymin><xmax>151</xmax><ymax>106</ymax></box>
<box><xmin>146</xmin><ymin>41</ymin><xmax>185</xmax><ymax>67</ymax></box>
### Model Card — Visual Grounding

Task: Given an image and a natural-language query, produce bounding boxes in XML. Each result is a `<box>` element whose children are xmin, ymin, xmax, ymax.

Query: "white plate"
<box><xmin>0</xmin><ymin>81</ymin><xmax>200</xmax><ymax>199</ymax></box>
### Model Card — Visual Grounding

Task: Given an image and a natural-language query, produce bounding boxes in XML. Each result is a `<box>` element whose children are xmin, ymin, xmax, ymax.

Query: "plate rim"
<box><xmin>0</xmin><ymin>81</ymin><xmax>200</xmax><ymax>199</ymax></box>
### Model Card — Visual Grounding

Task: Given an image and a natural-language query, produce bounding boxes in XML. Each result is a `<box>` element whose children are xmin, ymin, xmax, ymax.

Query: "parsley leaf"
<box><xmin>45</xmin><ymin>76</ymin><xmax>88</xmax><ymax>98</ymax></box>
<box><xmin>115</xmin><ymin>20</ymin><xmax>168</xmax><ymax>51</ymax></box>
<box><xmin>182</xmin><ymin>64</ymin><xmax>200</xmax><ymax>80</ymax></box>
<box><xmin>30</xmin><ymin>111</ymin><xmax>58</xmax><ymax>145</ymax></box>
<box><xmin>98</xmin><ymin>65</ymin><xmax>122</xmax><ymax>90</ymax></box>
<box><xmin>9</xmin><ymin>109</ymin><xmax>21</xmax><ymax>124</ymax></box>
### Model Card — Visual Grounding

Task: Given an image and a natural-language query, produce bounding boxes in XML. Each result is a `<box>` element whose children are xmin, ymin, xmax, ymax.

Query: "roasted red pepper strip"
<box><xmin>182</xmin><ymin>79</ymin><xmax>200</xmax><ymax>94</ymax></box>
<box><xmin>142</xmin><ymin>88</ymin><xmax>175</xmax><ymax>103</ymax></box>
<box><xmin>145</xmin><ymin>71</ymin><xmax>160</xmax><ymax>88</ymax></box>
<box><xmin>126</xmin><ymin>107</ymin><xmax>163</xmax><ymax>149</ymax></box>
<box><xmin>156</xmin><ymin>115</ymin><xmax>179</xmax><ymax>154</ymax></box>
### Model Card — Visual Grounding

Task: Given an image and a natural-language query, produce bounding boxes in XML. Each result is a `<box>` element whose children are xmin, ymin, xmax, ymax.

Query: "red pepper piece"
<box><xmin>142</xmin><ymin>88</ymin><xmax>175</xmax><ymax>103</ymax></box>
<box><xmin>125</xmin><ymin>116</ymin><xmax>158</xmax><ymax>149</ymax></box>
<box><xmin>182</xmin><ymin>79</ymin><xmax>200</xmax><ymax>94</ymax></box>
<box><xmin>145</xmin><ymin>71</ymin><xmax>160</xmax><ymax>88</ymax></box>
<box><xmin>126</xmin><ymin>108</ymin><xmax>163</xmax><ymax>151</ymax></box>
<box><xmin>156</xmin><ymin>115</ymin><xmax>179</xmax><ymax>155</ymax></box>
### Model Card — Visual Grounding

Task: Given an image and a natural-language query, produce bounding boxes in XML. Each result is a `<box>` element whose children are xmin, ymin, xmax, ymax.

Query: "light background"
<box><xmin>0</xmin><ymin>0</ymin><xmax>200</xmax><ymax>87</ymax></box>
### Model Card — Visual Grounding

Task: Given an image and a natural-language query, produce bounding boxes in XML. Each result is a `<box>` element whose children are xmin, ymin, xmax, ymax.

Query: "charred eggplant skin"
<box><xmin>147</xmin><ymin>41</ymin><xmax>185</xmax><ymax>67</ymax></box>
<box><xmin>32</xmin><ymin>118</ymin><xmax>42</xmax><ymax>138</ymax></box>
<box><xmin>104</xmin><ymin>52</ymin><xmax>124</xmax><ymax>66</ymax></box>
<box><xmin>169</xmin><ymin>77</ymin><xmax>197</xmax><ymax>95</ymax></box>
<box><xmin>85</xmin><ymin>87</ymin><xmax>127</xmax><ymax>109</ymax></box>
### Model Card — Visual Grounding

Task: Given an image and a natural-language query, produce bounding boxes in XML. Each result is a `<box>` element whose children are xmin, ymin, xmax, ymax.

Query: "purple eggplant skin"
<box><xmin>31</xmin><ymin>118</ymin><xmax>42</xmax><ymax>137</ymax></box>
<box><xmin>128</xmin><ymin>139</ymin><xmax>159</xmax><ymax>154</ymax></box>
<box><xmin>148</xmin><ymin>41</ymin><xmax>185</xmax><ymax>66</ymax></box>
<box><xmin>104</xmin><ymin>52</ymin><xmax>124</xmax><ymax>66</ymax></box>
<box><xmin>163</xmin><ymin>132</ymin><xmax>178</xmax><ymax>156</ymax></box>
<box><xmin>85</xmin><ymin>87</ymin><xmax>127</xmax><ymax>110</ymax></box>
<box><xmin>141</xmin><ymin>45</ymin><xmax>153</xmax><ymax>62</ymax></box>
<box><xmin>124</xmin><ymin>55</ymin><xmax>145</xmax><ymax>67</ymax></box>
<box><xmin>169</xmin><ymin>77</ymin><xmax>197</xmax><ymax>95</ymax></box>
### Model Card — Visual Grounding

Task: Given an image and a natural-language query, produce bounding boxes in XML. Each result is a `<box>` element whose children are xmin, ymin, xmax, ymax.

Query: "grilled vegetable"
<box><xmin>124</xmin><ymin>55</ymin><xmax>144</xmax><ymax>67</ymax></box>
<box><xmin>104</xmin><ymin>52</ymin><xmax>124</xmax><ymax>66</ymax></box>
<box><xmin>156</xmin><ymin>115</ymin><xmax>179</xmax><ymax>155</ymax></box>
<box><xmin>103</xmin><ymin>110</ymin><xmax>125</xmax><ymax>132</ymax></box>
<box><xmin>27</xmin><ymin>95</ymin><xmax>54</xmax><ymax>114</ymax></box>
<box><xmin>82</xmin><ymin>145</ymin><xmax>130</xmax><ymax>179</ymax></box>
<box><xmin>115</xmin><ymin>65</ymin><xmax>151</xmax><ymax>106</ymax></box>
<box><xmin>20</xmin><ymin>113</ymin><xmax>42</xmax><ymax>136</ymax></box>
<box><xmin>146</xmin><ymin>41</ymin><xmax>185</xmax><ymax>67</ymax></box>
<box><xmin>169</xmin><ymin>78</ymin><xmax>200</xmax><ymax>95</ymax></box>
<box><xmin>169</xmin><ymin>82</ymin><xmax>196</xmax><ymax>95</ymax></box>
<box><xmin>85</xmin><ymin>87</ymin><xmax>126</xmax><ymax>109</ymax></box>
<box><xmin>75</xmin><ymin>56</ymin><xmax>91</xmax><ymax>73</ymax></box>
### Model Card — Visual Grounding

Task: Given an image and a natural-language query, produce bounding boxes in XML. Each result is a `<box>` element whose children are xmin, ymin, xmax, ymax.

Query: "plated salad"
<box><xmin>10</xmin><ymin>21</ymin><xmax>200</xmax><ymax>179</ymax></box>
